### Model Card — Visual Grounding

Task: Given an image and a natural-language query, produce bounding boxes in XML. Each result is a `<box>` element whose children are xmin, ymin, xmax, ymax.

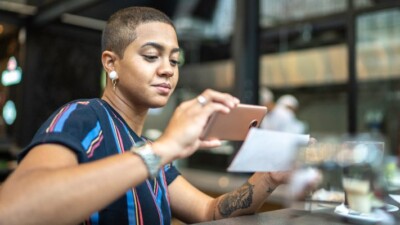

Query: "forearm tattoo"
<box><xmin>217</xmin><ymin>182</ymin><xmax>254</xmax><ymax>217</ymax></box>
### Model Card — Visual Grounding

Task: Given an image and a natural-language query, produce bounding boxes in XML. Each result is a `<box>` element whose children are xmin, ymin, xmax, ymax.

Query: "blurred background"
<box><xmin>0</xmin><ymin>0</ymin><xmax>400</xmax><ymax>213</ymax></box>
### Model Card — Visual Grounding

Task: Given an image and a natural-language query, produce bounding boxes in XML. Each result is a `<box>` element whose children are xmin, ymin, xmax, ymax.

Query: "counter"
<box><xmin>191</xmin><ymin>204</ymin><xmax>400</xmax><ymax>225</ymax></box>
<box><xmin>180</xmin><ymin>168</ymin><xmax>400</xmax><ymax>225</ymax></box>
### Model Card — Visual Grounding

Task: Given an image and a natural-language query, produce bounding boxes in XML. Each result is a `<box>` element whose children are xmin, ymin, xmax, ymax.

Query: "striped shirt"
<box><xmin>19</xmin><ymin>98</ymin><xmax>180</xmax><ymax>225</ymax></box>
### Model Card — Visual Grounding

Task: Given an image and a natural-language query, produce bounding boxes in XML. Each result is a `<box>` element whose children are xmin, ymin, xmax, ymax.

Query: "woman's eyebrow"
<box><xmin>141</xmin><ymin>42</ymin><xmax>181</xmax><ymax>53</ymax></box>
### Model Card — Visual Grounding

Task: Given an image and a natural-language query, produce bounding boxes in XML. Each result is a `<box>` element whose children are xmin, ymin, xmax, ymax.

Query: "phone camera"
<box><xmin>249</xmin><ymin>120</ymin><xmax>258</xmax><ymax>129</ymax></box>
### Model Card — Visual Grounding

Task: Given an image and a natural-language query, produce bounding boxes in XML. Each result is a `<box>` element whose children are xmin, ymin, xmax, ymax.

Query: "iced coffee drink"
<box><xmin>342</xmin><ymin>177</ymin><xmax>371</xmax><ymax>213</ymax></box>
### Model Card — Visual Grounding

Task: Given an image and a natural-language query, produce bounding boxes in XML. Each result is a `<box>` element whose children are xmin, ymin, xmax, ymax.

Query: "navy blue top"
<box><xmin>19</xmin><ymin>99</ymin><xmax>181</xmax><ymax>225</ymax></box>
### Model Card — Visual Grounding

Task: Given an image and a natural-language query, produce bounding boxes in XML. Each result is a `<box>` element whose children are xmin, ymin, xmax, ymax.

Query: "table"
<box><xmin>191</xmin><ymin>201</ymin><xmax>400</xmax><ymax>225</ymax></box>
<box><xmin>181</xmin><ymin>168</ymin><xmax>400</xmax><ymax>225</ymax></box>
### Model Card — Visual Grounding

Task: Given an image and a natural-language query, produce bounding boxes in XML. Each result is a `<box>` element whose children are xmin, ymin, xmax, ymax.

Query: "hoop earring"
<box><xmin>109</xmin><ymin>71</ymin><xmax>118</xmax><ymax>91</ymax></box>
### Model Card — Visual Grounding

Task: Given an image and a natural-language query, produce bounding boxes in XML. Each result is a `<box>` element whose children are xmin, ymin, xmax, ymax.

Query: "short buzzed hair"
<box><xmin>101</xmin><ymin>6</ymin><xmax>175</xmax><ymax>58</ymax></box>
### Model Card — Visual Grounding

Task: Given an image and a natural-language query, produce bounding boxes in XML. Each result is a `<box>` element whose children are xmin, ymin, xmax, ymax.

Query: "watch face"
<box><xmin>130</xmin><ymin>141</ymin><xmax>161</xmax><ymax>178</ymax></box>
<box><xmin>135</xmin><ymin>141</ymin><xmax>147</xmax><ymax>148</ymax></box>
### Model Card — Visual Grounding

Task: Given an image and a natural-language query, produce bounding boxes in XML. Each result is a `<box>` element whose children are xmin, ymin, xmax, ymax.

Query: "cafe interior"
<box><xmin>0</xmin><ymin>0</ymin><xmax>400</xmax><ymax>224</ymax></box>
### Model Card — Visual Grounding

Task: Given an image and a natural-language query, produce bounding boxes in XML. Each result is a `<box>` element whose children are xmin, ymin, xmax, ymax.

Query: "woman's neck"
<box><xmin>101</xmin><ymin>92</ymin><xmax>148</xmax><ymax>136</ymax></box>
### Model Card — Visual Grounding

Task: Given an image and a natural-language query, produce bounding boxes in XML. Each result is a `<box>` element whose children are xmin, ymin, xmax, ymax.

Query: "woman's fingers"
<box><xmin>198</xmin><ymin>139</ymin><xmax>222</xmax><ymax>149</ymax></box>
<box><xmin>199</xmin><ymin>89</ymin><xmax>240</xmax><ymax>108</ymax></box>
<box><xmin>156</xmin><ymin>90</ymin><xmax>240</xmax><ymax>161</ymax></box>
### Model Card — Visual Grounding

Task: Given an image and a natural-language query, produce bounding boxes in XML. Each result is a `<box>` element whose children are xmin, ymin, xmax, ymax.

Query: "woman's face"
<box><xmin>114</xmin><ymin>22</ymin><xmax>180</xmax><ymax>108</ymax></box>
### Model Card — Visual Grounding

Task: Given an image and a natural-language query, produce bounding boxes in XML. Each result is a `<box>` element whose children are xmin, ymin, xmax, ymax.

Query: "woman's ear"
<box><xmin>102</xmin><ymin>50</ymin><xmax>117</xmax><ymax>72</ymax></box>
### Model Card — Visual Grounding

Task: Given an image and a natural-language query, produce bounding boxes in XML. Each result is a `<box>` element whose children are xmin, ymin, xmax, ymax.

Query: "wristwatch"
<box><xmin>130</xmin><ymin>141</ymin><xmax>161</xmax><ymax>178</ymax></box>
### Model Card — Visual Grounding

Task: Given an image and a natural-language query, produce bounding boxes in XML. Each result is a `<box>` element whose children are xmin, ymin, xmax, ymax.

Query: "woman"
<box><xmin>0</xmin><ymin>7</ymin><xmax>290</xmax><ymax>225</ymax></box>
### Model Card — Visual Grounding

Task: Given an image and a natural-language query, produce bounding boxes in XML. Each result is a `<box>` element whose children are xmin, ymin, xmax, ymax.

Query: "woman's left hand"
<box><xmin>268</xmin><ymin>171</ymin><xmax>292</xmax><ymax>186</ymax></box>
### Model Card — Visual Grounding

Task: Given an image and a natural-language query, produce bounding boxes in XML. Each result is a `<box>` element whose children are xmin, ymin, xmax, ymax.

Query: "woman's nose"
<box><xmin>157</xmin><ymin>59</ymin><xmax>174</xmax><ymax>77</ymax></box>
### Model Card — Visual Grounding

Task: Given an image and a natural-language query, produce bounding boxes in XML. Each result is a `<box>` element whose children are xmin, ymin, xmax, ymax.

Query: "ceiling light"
<box><xmin>61</xmin><ymin>13</ymin><xmax>106</xmax><ymax>31</ymax></box>
<box><xmin>0</xmin><ymin>1</ymin><xmax>37</xmax><ymax>15</ymax></box>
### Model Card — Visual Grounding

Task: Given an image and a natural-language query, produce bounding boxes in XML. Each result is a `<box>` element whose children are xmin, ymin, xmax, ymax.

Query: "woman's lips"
<box><xmin>152</xmin><ymin>83</ymin><xmax>171</xmax><ymax>95</ymax></box>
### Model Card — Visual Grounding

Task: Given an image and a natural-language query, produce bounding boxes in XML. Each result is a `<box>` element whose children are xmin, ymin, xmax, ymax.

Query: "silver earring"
<box><xmin>109</xmin><ymin>71</ymin><xmax>118</xmax><ymax>91</ymax></box>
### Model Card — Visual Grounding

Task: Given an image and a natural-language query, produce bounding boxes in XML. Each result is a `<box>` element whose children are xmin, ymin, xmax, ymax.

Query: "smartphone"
<box><xmin>200</xmin><ymin>104</ymin><xmax>268</xmax><ymax>141</ymax></box>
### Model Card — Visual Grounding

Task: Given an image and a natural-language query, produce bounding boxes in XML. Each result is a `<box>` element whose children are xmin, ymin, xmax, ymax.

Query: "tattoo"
<box><xmin>218</xmin><ymin>182</ymin><xmax>254</xmax><ymax>217</ymax></box>
<box><xmin>266</xmin><ymin>186</ymin><xmax>275</xmax><ymax>194</ymax></box>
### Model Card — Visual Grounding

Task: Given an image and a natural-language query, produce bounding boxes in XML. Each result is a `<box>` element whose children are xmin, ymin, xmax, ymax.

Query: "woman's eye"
<box><xmin>143</xmin><ymin>55</ymin><xmax>158</xmax><ymax>62</ymax></box>
<box><xmin>170</xmin><ymin>60</ymin><xmax>179</xmax><ymax>66</ymax></box>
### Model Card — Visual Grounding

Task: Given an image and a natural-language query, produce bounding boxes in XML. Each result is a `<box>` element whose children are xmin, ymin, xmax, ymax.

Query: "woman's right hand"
<box><xmin>153</xmin><ymin>89</ymin><xmax>240</xmax><ymax>164</ymax></box>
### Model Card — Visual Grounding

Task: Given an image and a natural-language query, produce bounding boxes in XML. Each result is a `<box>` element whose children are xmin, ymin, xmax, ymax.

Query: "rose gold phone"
<box><xmin>200</xmin><ymin>104</ymin><xmax>268</xmax><ymax>141</ymax></box>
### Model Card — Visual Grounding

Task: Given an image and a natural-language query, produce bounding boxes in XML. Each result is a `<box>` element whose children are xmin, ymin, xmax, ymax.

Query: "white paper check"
<box><xmin>389</xmin><ymin>194</ymin><xmax>400</xmax><ymax>204</ymax></box>
<box><xmin>228</xmin><ymin>128</ymin><xmax>310</xmax><ymax>172</ymax></box>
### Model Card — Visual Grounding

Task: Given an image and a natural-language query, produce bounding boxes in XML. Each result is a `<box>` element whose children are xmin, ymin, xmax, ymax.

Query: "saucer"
<box><xmin>334</xmin><ymin>203</ymin><xmax>399</xmax><ymax>223</ymax></box>
<box><xmin>385</xmin><ymin>204</ymin><xmax>399</xmax><ymax>212</ymax></box>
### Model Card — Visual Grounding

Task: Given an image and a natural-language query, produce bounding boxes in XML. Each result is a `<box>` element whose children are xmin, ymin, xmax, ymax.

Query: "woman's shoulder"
<box><xmin>43</xmin><ymin>98</ymin><xmax>105</xmax><ymax>130</ymax></box>
<box><xmin>55</xmin><ymin>98</ymin><xmax>103</xmax><ymax>114</ymax></box>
